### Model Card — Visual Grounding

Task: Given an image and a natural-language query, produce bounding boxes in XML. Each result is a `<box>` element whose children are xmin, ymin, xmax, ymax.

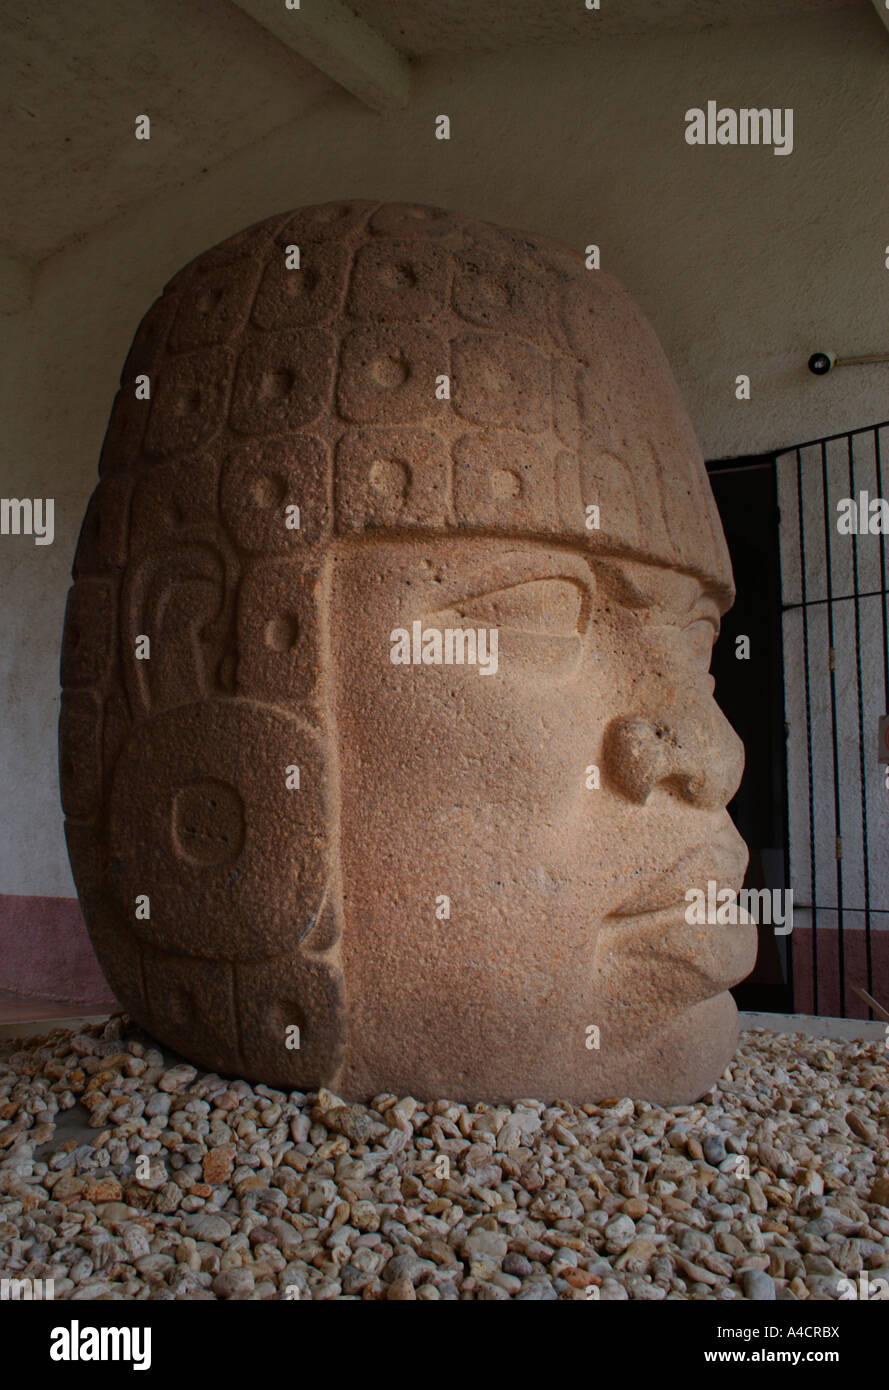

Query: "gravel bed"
<box><xmin>1</xmin><ymin>1018</ymin><xmax>887</xmax><ymax>1300</ymax></box>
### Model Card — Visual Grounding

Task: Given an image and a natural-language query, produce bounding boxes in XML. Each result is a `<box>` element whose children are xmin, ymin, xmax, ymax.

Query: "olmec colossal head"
<box><xmin>60</xmin><ymin>200</ymin><xmax>756</xmax><ymax>1105</ymax></box>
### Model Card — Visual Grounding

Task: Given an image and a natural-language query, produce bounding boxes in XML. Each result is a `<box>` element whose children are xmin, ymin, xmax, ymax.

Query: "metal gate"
<box><xmin>776</xmin><ymin>421</ymin><xmax>889</xmax><ymax>1018</ymax></box>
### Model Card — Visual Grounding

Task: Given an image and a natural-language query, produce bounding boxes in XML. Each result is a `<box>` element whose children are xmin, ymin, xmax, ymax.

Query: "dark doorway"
<box><xmin>707</xmin><ymin>455</ymin><xmax>793</xmax><ymax>1012</ymax></box>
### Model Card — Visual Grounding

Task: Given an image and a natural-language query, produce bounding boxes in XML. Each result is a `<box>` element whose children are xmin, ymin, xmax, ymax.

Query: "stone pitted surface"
<box><xmin>60</xmin><ymin>200</ymin><xmax>754</xmax><ymax>1104</ymax></box>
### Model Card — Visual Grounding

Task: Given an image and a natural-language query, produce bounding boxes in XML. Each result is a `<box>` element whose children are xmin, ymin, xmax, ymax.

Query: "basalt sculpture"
<box><xmin>59</xmin><ymin>200</ymin><xmax>756</xmax><ymax>1104</ymax></box>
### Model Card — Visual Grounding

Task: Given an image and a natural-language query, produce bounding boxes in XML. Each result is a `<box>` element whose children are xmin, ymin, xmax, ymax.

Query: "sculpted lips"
<box><xmin>606</xmin><ymin>831</ymin><xmax>750</xmax><ymax>920</ymax></box>
<box><xmin>595</xmin><ymin>827</ymin><xmax>755</xmax><ymax>1003</ymax></box>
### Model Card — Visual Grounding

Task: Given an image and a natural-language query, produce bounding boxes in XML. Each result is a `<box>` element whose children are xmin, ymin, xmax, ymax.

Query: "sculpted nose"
<box><xmin>602</xmin><ymin>708</ymin><xmax>744</xmax><ymax>810</ymax></box>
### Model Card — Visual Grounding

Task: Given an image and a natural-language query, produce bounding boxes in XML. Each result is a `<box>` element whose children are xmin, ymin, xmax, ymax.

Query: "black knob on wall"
<box><xmin>808</xmin><ymin>352</ymin><xmax>833</xmax><ymax>375</ymax></box>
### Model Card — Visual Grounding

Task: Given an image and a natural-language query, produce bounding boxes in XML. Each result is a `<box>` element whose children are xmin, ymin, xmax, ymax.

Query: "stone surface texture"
<box><xmin>59</xmin><ymin>200</ymin><xmax>754</xmax><ymax>1104</ymax></box>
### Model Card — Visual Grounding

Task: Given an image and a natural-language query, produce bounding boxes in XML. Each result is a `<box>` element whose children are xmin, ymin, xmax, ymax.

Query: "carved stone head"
<box><xmin>60</xmin><ymin>201</ymin><xmax>755</xmax><ymax>1104</ymax></box>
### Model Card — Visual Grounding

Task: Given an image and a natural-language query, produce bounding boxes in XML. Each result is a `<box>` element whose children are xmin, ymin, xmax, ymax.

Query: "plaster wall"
<box><xmin>1</xmin><ymin>8</ymin><xmax>887</xmax><ymax>998</ymax></box>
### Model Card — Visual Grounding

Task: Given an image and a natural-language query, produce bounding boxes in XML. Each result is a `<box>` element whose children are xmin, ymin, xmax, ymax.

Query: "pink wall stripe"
<box><xmin>0</xmin><ymin>894</ymin><xmax>118</xmax><ymax>1007</ymax></box>
<box><xmin>792</xmin><ymin>927</ymin><xmax>889</xmax><ymax>1020</ymax></box>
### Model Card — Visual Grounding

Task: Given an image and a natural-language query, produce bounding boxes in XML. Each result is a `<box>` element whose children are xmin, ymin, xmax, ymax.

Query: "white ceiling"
<box><xmin>1</xmin><ymin>0</ymin><xmax>335</xmax><ymax>264</ymax></box>
<box><xmin>0</xmin><ymin>0</ymin><xmax>872</xmax><ymax>267</ymax></box>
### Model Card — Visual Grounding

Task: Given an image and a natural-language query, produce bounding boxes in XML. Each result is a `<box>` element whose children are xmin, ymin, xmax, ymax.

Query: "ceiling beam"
<box><xmin>230</xmin><ymin>0</ymin><xmax>411</xmax><ymax>111</ymax></box>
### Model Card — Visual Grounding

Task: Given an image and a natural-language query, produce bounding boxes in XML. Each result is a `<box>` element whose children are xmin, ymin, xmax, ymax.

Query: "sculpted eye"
<box><xmin>421</xmin><ymin>577</ymin><xmax>588</xmax><ymax>683</ymax></box>
<box><xmin>432</xmin><ymin>577</ymin><xmax>588</xmax><ymax>636</ymax></box>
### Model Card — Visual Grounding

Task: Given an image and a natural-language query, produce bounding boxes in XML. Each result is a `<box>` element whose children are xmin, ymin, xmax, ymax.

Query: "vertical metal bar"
<box><xmin>848</xmin><ymin>434</ymin><xmax>872</xmax><ymax>1006</ymax></box>
<box><xmin>872</xmin><ymin>426</ymin><xmax>889</xmax><ymax>1020</ymax></box>
<box><xmin>820</xmin><ymin>439</ymin><xmax>846</xmax><ymax>1015</ymax></box>
<box><xmin>773</xmin><ymin>456</ymin><xmax>794</xmax><ymax>1010</ymax></box>
<box><xmin>876</xmin><ymin>429</ymin><xmax>889</xmax><ymax>712</ymax></box>
<box><xmin>796</xmin><ymin>447</ymin><xmax>819</xmax><ymax>1013</ymax></box>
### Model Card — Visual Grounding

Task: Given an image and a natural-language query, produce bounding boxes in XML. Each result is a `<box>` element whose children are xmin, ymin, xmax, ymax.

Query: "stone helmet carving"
<box><xmin>60</xmin><ymin>200</ymin><xmax>743</xmax><ymax>1103</ymax></box>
